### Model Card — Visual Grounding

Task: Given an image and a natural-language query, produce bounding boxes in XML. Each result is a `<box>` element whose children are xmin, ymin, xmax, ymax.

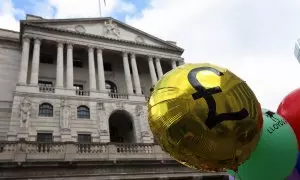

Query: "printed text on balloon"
<box><xmin>265</xmin><ymin>111</ymin><xmax>287</xmax><ymax>134</ymax></box>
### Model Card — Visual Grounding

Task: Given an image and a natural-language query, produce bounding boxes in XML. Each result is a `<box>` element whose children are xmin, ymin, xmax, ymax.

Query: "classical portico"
<box><xmin>17</xmin><ymin>34</ymin><xmax>184</xmax><ymax>100</ymax></box>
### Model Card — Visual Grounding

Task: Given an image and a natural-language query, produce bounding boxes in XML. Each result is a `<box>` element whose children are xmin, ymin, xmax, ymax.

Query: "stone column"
<box><xmin>155</xmin><ymin>57</ymin><xmax>163</xmax><ymax>79</ymax></box>
<box><xmin>171</xmin><ymin>60</ymin><xmax>177</xmax><ymax>69</ymax></box>
<box><xmin>29</xmin><ymin>38</ymin><xmax>41</xmax><ymax>86</ymax></box>
<box><xmin>122</xmin><ymin>52</ymin><xmax>133</xmax><ymax>94</ymax></box>
<box><xmin>130</xmin><ymin>53</ymin><xmax>142</xmax><ymax>95</ymax></box>
<box><xmin>148</xmin><ymin>56</ymin><xmax>157</xmax><ymax>85</ymax></box>
<box><xmin>18</xmin><ymin>36</ymin><xmax>31</xmax><ymax>85</ymax></box>
<box><xmin>96</xmin><ymin>47</ymin><xmax>106</xmax><ymax>92</ymax></box>
<box><xmin>56</xmin><ymin>42</ymin><xmax>64</xmax><ymax>88</ymax></box>
<box><xmin>88</xmin><ymin>46</ymin><xmax>97</xmax><ymax>91</ymax></box>
<box><xmin>66</xmin><ymin>43</ymin><xmax>74</xmax><ymax>89</ymax></box>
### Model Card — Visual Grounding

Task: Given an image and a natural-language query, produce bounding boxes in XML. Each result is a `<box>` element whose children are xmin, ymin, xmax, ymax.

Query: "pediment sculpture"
<box><xmin>104</xmin><ymin>19</ymin><xmax>121</xmax><ymax>38</ymax></box>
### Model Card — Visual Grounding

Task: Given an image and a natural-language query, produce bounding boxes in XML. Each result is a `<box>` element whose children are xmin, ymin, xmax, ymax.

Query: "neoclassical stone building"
<box><xmin>0</xmin><ymin>14</ymin><xmax>228</xmax><ymax>180</ymax></box>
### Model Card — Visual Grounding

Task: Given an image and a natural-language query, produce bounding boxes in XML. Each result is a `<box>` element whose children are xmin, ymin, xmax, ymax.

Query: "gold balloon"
<box><xmin>148</xmin><ymin>63</ymin><xmax>263</xmax><ymax>171</ymax></box>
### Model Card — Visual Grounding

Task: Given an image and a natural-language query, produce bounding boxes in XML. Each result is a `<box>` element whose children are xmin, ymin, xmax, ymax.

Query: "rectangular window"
<box><xmin>104</xmin><ymin>62</ymin><xmax>112</xmax><ymax>71</ymax></box>
<box><xmin>78</xmin><ymin>134</ymin><xmax>92</xmax><ymax>143</ymax></box>
<box><xmin>37</xmin><ymin>133</ymin><xmax>53</xmax><ymax>153</ymax></box>
<box><xmin>37</xmin><ymin>133</ymin><xmax>53</xmax><ymax>142</ymax></box>
<box><xmin>78</xmin><ymin>134</ymin><xmax>91</xmax><ymax>153</ymax></box>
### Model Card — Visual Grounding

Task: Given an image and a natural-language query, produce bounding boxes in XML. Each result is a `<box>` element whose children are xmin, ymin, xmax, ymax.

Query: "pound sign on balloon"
<box><xmin>187</xmin><ymin>67</ymin><xmax>249</xmax><ymax>129</ymax></box>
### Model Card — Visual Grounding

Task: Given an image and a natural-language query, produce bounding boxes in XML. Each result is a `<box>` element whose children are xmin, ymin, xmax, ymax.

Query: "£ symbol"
<box><xmin>187</xmin><ymin>67</ymin><xmax>249</xmax><ymax>129</ymax></box>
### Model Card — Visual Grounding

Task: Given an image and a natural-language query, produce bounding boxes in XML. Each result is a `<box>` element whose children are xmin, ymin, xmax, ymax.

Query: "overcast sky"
<box><xmin>1</xmin><ymin>0</ymin><xmax>300</xmax><ymax>111</ymax></box>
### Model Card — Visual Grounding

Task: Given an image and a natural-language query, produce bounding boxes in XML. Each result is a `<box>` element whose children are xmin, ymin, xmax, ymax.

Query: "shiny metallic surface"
<box><xmin>148</xmin><ymin>63</ymin><xmax>263</xmax><ymax>171</ymax></box>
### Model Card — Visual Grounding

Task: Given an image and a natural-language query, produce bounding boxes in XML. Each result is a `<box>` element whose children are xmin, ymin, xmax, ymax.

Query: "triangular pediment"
<box><xmin>23</xmin><ymin>16</ymin><xmax>183</xmax><ymax>52</ymax></box>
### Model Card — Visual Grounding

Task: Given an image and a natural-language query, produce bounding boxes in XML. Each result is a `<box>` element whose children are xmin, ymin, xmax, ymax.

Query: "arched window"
<box><xmin>77</xmin><ymin>105</ymin><xmax>90</xmax><ymax>119</ymax></box>
<box><xmin>39</xmin><ymin>103</ymin><xmax>53</xmax><ymax>117</ymax></box>
<box><xmin>105</xmin><ymin>80</ymin><xmax>117</xmax><ymax>93</ymax></box>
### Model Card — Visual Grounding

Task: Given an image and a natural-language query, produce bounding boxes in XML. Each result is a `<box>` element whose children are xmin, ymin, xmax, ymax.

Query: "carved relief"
<box><xmin>99</xmin><ymin>129</ymin><xmax>109</xmax><ymax>135</ymax></box>
<box><xmin>60</xmin><ymin>98</ymin><xmax>71</xmax><ymax>130</ymax></box>
<box><xmin>97</xmin><ymin>102</ymin><xmax>109</xmax><ymax>136</ymax></box>
<box><xmin>74</xmin><ymin>25</ymin><xmax>86</xmax><ymax>33</ymax></box>
<box><xmin>135</xmin><ymin>105</ymin><xmax>143</xmax><ymax>117</ymax></box>
<box><xmin>135</xmin><ymin>36</ymin><xmax>145</xmax><ymax>43</ymax></box>
<box><xmin>97</xmin><ymin>102</ymin><xmax>105</xmax><ymax>111</ymax></box>
<box><xmin>20</xmin><ymin>96</ymin><xmax>32</xmax><ymax>128</ymax></box>
<box><xmin>104</xmin><ymin>19</ymin><xmax>120</xmax><ymax>38</ymax></box>
<box><xmin>141</xmin><ymin>131</ymin><xmax>150</xmax><ymax>137</ymax></box>
<box><xmin>115</xmin><ymin>102</ymin><xmax>124</xmax><ymax>110</ymax></box>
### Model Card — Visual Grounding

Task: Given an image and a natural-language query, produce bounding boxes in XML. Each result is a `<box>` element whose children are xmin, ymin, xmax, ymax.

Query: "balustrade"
<box><xmin>0</xmin><ymin>141</ymin><xmax>17</xmax><ymax>153</ymax></box>
<box><xmin>0</xmin><ymin>141</ymin><xmax>170</xmax><ymax>162</ymax></box>
<box><xmin>116</xmin><ymin>143</ymin><xmax>153</xmax><ymax>154</ymax></box>
<box><xmin>39</xmin><ymin>86</ymin><xmax>55</xmax><ymax>93</ymax></box>
<box><xmin>109</xmin><ymin>92</ymin><xmax>128</xmax><ymax>99</ymax></box>
<box><xmin>77</xmin><ymin>143</ymin><xmax>107</xmax><ymax>154</ymax></box>
<box><xmin>76</xmin><ymin>89</ymin><xmax>90</xmax><ymax>96</ymax></box>
<box><xmin>26</xmin><ymin>142</ymin><xmax>65</xmax><ymax>154</ymax></box>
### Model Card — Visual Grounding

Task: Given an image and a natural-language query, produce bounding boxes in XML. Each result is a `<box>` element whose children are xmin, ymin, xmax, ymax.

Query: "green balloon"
<box><xmin>227</xmin><ymin>109</ymin><xmax>298</xmax><ymax>180</ymax></box>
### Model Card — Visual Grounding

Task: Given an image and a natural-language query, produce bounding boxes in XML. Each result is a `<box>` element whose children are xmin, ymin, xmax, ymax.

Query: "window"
<box><xmin>38</xmin><ymin>80</ymin><xmax>53</xmax><ymax>87</ymax></box>
<box><xmin>37</xmin><ymin>133</ymin><xmax>53</xmax><ymax>142</ymax></box>
<box><xmin>74</xmin><ymin>84</ymin><xmax>83</xmax><ymax>91</ymax></box>
<box><xmin>78</xmin><ymin>134</ymin><xmax>91</xmax><ymax>143</ymax></box>
<box><xmin>77</xmin><ymin>105</ymin><xmax>90</xmax><ymax>119</ymax></box>
<box><xmin>104</xmin><ymin>62</ymin><xmax>112</xmax><ymax>71</ymax></box>
<box><xmin>73</xmin><ymin>59</ymin><xmax>83</xmax><ymax>68</ymax></box>
<box><xmin>105</xmin><ymin>81</ymin><xmax>117</xmax><ymax>93</ymax></box>
<box><xmin>78</xmin><ymin>134</ymin><xmax>91</xmax><ymax>153</ymax></box>
<box><xmin>39</xmin><ymin>103</ymin><xmax>53</xmax><ymax>117</ymax></box>
<box><xmin>40</xmin><ymin>53</ymin><xmax>54</xmax><ymax>64</ymax></box>
<box><xmin>37</xmin><ymin>133</ymin><xmax>53</xmax><ymax>153</ymax></box>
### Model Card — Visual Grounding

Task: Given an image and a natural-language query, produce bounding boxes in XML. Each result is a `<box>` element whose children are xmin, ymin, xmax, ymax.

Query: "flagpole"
<box><xmin>98</xmin><ymin>0</ymin><xmax>102</xmax><ymax>17</ymax></box>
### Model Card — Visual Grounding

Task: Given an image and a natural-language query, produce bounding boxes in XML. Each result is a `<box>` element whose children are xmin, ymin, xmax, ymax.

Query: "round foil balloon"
<box><xmin>277</xmin><ymin>88</ymin><xmax>300</xmax><ymax>150</ymax></box>
<box><xmin>228</xmin><ymin>109</ymin><xmax>298</xmax><ymax>180</ymax></box>
<box><xmin>148</xmin><ymin>63</ymin><xmax>263</xmax><ymax>171</ymax></box>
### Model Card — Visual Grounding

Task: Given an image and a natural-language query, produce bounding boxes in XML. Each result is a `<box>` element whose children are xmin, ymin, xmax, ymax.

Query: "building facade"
<box><xmin>0</xmin><ymin>14</ymin><xmax>228</xmax><ymax>180</ymax></box>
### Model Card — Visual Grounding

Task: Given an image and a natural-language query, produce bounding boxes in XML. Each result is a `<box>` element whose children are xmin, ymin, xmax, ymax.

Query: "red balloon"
<box><xmin>277</xmin><ymin>88</ymin><xmax>300</xmax><ymax>150</ymax></box>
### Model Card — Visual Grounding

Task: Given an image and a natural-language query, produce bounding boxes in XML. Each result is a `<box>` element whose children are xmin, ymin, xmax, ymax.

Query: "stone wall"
<box><xmin>7</xmin><ymin>94</ymin><xmax>152</xmax><ymax>143</ymax></box>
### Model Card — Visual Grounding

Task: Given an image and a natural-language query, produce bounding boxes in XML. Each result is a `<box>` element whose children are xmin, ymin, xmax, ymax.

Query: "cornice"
<box><xmin>13</xmin><ymin>91</ymin><xmax>147</xmax><ymax>105</ymax></box>
<box><xmin>23</xmin><ymin>22</ymin><xmax>183</xmax><ymax>54</ymax></box>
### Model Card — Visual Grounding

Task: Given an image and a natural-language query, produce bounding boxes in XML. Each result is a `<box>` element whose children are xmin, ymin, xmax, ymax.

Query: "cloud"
<box><xmin>126</xmin><ymin>0</ymin><xmax>300</xmax><ymax>111</ymax></box>
<box><xmin>0</xmin><ymin>0</ymin><xmax>25</xmax><ymax>31</ymax></box>
<box><xmin>48</xmin><ymin>0</ymin><xmax>136</xmax><ymax>18</ymax></box>
<box><xmin>28</xmin><ymin>0</ymin><xmax>55</xmax><ymax>19</ymax></box>
<box><xmin>0</xmin><ymin>0</ymin><xmax>136</xmax><ymax>30</ymax></box>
